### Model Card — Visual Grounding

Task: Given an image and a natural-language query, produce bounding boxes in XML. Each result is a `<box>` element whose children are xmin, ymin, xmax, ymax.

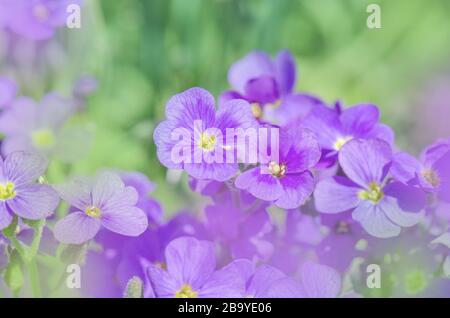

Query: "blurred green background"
<box><xmin>44</xmin><ymin>0</ymin><xmax>450</xmax><ymax>214</ymax></box>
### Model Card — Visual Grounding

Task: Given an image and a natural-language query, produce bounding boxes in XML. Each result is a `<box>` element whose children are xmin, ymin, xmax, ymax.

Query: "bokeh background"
<box><xmin>1</xmin><ymin>0</ymin><xmax>450</xmax><ymax>216</ymax></box>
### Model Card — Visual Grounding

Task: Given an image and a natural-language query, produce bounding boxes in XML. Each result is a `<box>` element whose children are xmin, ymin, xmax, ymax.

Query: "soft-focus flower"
<box><xmin>145</xmin><ymin>236</ymin><xmax>245</xmax><ymax>298</ymax></box>
<box><xmin>0</xmin><ymin>76</ymin><xmax>17</xmax><ymax>109</ymax></box>
<box><xmin>297</xmin><ymin>261</ymin><xmax>342</xmax><ymax>298</ymax></box>
<box><xmin>54</xmin><ymin>172</ymin><xmax>148</xmax><ymax>244</ymax></box>
<box><xmin>0</xmin><ymin>151</ymin><xmax>59</xmax><ymax>230</ymax></box>
<box><xmin>153</xmin><ymin>87</ymin><xmax>258</xmax><ymax>181</ymax></box>
<box><xmin>0</xmin><ymin>93</ymin><xmax>76</xmax><ymax>158</ymax></box>
<box><xmin>205</xmin><ymin>201</ymin><xmax>274</xmax><ymax>263</ymax></box>
<box><xmin>392</xmin><ymin>139</ymin><xmax>450</xmax><ymax>202</ymax></box>
<box><xmin>304</xmin><ymin>103</ymin><xmax>394</xmax><ymax>167</ymax></box>
<box><xmin>235</xmin><ymin>126</ymin><xmax>320</xmax><ymax>209</ymax></box>
<box><xmin>2</xmin><ymin>0</ymin><xmax>81</xmax><ymax>41</ymax></box>
<box><xmin>315</xmin><ymin>139</ymin><xmax>427</xmax><ymax>238</ymax></box>
<box><xmin>229</xmin><ymin>259</ymin><xmax>304</xmax><ymax>298</ymax></box>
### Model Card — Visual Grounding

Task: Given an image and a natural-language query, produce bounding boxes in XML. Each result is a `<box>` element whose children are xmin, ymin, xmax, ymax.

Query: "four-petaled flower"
<box><xmin>54</xmin><ymin>172</ymin><xmax>148</xmax><ymax>244</ymax></box>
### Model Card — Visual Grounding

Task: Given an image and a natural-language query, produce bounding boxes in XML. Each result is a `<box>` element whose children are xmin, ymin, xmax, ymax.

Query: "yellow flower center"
<box><xmin>333</xmin><ymin>136</ymin><xmax>353</xmax><ymax>151</ymax></box>
<box><xmin>251</xmin><ymin>103</ymin><xmax>263</xmax><ymax>119</ymax></box>
<box><xmin>421</xmin><ymin>169</ymin><xmax>440</xmax><ymax>187</ymax></box>
<box><xmin>0</xmin><ymin>182</ymin><xmax>16</xmax><ymax>201</ymax></box>
<box><xmin>268</xmin><ymin>161</ymin><xmax>286</xmax><ymax>178</ymax></box>
<box><xmin>175</xmin><ymin>284</ymin><xmax>198</xmax><ymax>298</ymax></box>
<box><xmin>198</xmin><ymin>132</ymin><xmax>217</xmax><ymax>152</ymax></box>
<box><xmin>85</xmin><ymin>206</ymin><xmax>101</xmax><ymax>218</ymax></box>
<box><xmin>358</xmin><ymin>182</ymin><xmax>384</xmax><ymax>204</ymax></box>
<box><xmin>33</xmin><ymin>4</ymin><xmax>49</xmax><ymax>22</ymax></box>
<box><xmin>32</xmin><ymin>128</ymin><xmax>55</xmax><ymax>148</ymax></box>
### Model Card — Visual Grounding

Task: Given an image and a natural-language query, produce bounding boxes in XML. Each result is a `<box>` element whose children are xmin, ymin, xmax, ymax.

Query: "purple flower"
<box><xmin>221</xmin><ymin>49</ymin><xmax>322</xmax><ymax>124</ymax></box>
<box><xmin>3</xmin><ymin>0</ymin><xmax>81</xmax><ymax>41</ymax></box>
<box><xmin>391</xmin><ymin>139</ymin><xmax>450</xmax><ymax>202</ymax></box>
<box><xmin>120</xmin><ymin>171</ymin><xmax>163</xmax><ymax>226</ymax></box>
<box><xmin>0</xmin><ymin>93</ymin><xmax>76</xmax><ymax>158</ymax></box>
<box><xmin>235</xmin><ymin>126</ymin><xmax>320</xmax><ymax>209</ymax></box>
<box><xmin>304</xmin><ymin>103</ymin><xmax>394</xmax><ymax>167</ymax></box>
<box><xmin>229</xmin><ymin>260</ymin><xmax>304</xmax><ymax>298</ymax></box>
<box><xmin>315</xmin><ymin>138</ymin><xmax>427</xmax><ymax>238</ymax></box>
<box><xmin>145</xmin><ymin>236</ymin><xmax>245</xmax><ymax>298</ymax></box>
<box><xmin>54</xmin><ymin>172</ymin><xmax>148</xmax><ymax>244</ymax></box>
<box><xmin>0</xmin><ymin>151</ymin><xmax>59</xmax><ymax>230</ymax></box>
<box><xmin>153</xmin><ymin>87</ymin><xmax>258</xmax><ymax>181</ymax></box>
<box><xmin>0</xmin><ymin>77</ymin><xmax>17</xmax><ymax>110</ymax></box>
<box><xmin>297</xmin><ymin>261</ymin><xmax>342</xmax><ymax>298</ymax></box>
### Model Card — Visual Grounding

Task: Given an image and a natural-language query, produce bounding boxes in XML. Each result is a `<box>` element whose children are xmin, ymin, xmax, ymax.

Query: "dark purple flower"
<box><xmin>315</xmin><ymin>138</ymin><xmax>427</xmax><ymax>238</ymax></box>
<box><xmin>0</xmin><ymin>77</ymin><xmax>17</xmax><ymax>109</ymax></box>
<box><xmin>153</xmin><ymin>87</ymin><xmax>258</xmax><ymax>181</ymax></box>
<box><xmin>391</xmin><ymin>139</ymin><xmax>450</xmax><ymax>202</ymax></box>
<box><xmin>235</xmin><ymin>126</ymin><xmax>320</xmax><ymax>209</ymax></box>
<box><xmin>221</xmin><ymin>49</ymin><xmax>323</xmax><ymax>124</ymax></box>
<box><xmin>3</xmin><ymin>0</ymin><xmax>81</xmax><ymax>41</ymax></box>
<box><xmin>145</xmin><ymin>236</ymin><xmax>245</xmax><ymax>298</ymax></box>
<box><xmin>54</xmin><ymin>172</ymin><xmax>148</xmax><ymax>244</ymax></box>
<box><xmin>0</xmin><ymin>151</ymin><xmax>59</xmax><ymax>230</ymax></box>
<box><xmin>304</xmin><ymin>103</ymin><xmax>394</xmax><ymax>167</ymax></box>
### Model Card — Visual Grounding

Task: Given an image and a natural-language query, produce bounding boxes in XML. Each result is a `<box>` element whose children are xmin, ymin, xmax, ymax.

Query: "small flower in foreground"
<box><xmin>297</xmin><ymin>261</ymin><xmax>342</xmax><ymax>298</ymax></box>
<box><xmin>54</xmin><ymin>172</ymin><xmax>148</xmax><ymax>244</ymax></box>
<box><xmin>153</xmin><ymin>87</ymin><xmax>258</xmax><ymax>181</ymax></box>
<box><xmin>145</xmin><ymin>236</ymin><xmax>245</xmax><ymax>298</ymax></box>
<box><xmin>0</xmin><ymin>77</ymin><xmax>17</xmax><ymax>110</ymax></box>
<box><xmin>235</xmin><ymin>126</ymin><xmax>320</xmax><ymax>209</ymax></box>
<box><xmin>0</xmin><ymin>151</ymin><xmax>59</xmax><ymax>230</ymax></box>
<box><xmin>391</xmin><ymin>139</ymin><xmax>450</xmax><ymax>202</ymax></box>
<box><xmin>304</xmin><ymin>103</ymin><xmax>394</xmax><ymax>166</ymax></box>
<box><xmin>315</xmin><ymin>139</ymin><xmax>427</xmax><ymax>238</ymax></box>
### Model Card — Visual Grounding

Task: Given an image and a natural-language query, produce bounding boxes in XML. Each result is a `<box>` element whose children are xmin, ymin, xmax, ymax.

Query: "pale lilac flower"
<box><xmin>0</xmin><ymin>151</ymin><xmax>59</xmax><ymax>230</ymax></box>
<box><xmin>54</xmin><ymin>172</ymin><xmax>148</xmax><ymax>244</ymax></box>
<box><xmin>3</xmin><ymin>0</ymin><xmax>81</xmax><ymax>41</ymax></box>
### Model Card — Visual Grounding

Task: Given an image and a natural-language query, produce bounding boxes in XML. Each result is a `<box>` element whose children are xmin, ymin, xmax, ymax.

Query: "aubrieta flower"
<box><xmin>145</xmin><ymin>236</ymin><xmax>245</xmax><ymax>298</ymax></box>
<box><xmin>0</xmin><ymin>77</ymin><xmax>17</xmax><ymax>110</ymax></box>
<box><xmin>2</xmin><ymin>0</ymin><xmax>81</xmax><ymax>41</ymax></box>
<box><xmin>392</xmin><ymin>138</ymin><xmax>450</xmax><ymax>202</ymax></box>
<box><xmin>0</xmin><ymin>93</ymin><xmax>75</xmax><ymax>157</ymax></box>
<box><xmin>315</xmin><ymin>138</ymin><xmax>427</xmax><ymax>238</ymax></box>
<box><xmin>221</xmin><ymin>49</ymin><xmax>322</xmax><ymax>124</ymax></box>
<box><xmin>153</xmin><ymin>87</ymin><xmax>258</xmax><ymax>181</ymax></box>
<box><xmin>304</xmin><ymin>103</ymin><xmax>394</xmax><ymax>166</ymax></box>
<box><xmin>54</xmin><ymin>172</ymin><xmax>148</xmax><ymax>244</ymax></box>
<box><xmin>0</xmin><ymin>151</ymin><xmax>59</xmax><ymax>230</ymax></box>
<box><xmin>296</xmin><ymin>261</ymin><xmax>342</xmax><ymax>298</ymax></box>
<box><xmin>235</xmin><ymin>126</ymin><xmax>320</xmax><ymax>209</ymax></box>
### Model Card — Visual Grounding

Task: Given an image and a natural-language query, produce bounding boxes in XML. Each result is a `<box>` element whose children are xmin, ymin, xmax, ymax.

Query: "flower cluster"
<box><xmin>0</xmin><ymin>21</ymin><xmax>449</xmax><ymax>298</ymax></box>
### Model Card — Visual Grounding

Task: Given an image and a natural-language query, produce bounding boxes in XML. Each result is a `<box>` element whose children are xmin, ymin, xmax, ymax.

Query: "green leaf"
<box><xmin>123</xmin><ymin>276</ymin><xmax>143</xmax><ymax>298</ymax></box>
<box><xmin>4</xmin><ymin>250</ymin><xmax>24</xmax><ymax>294</ymax></box>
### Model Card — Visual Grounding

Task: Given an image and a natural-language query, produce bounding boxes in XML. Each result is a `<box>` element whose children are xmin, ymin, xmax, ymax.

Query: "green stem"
<box><xmin>28</xmin><ymin>260</ymin><xmax>42</xmax><ymax>298</ymax></box>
